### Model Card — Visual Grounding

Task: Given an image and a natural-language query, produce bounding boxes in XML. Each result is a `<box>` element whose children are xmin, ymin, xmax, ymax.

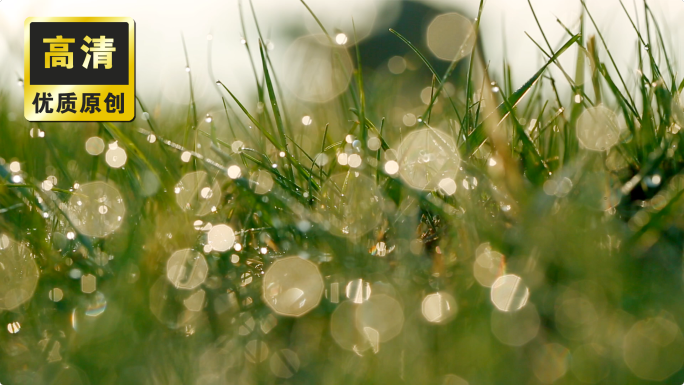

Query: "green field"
<box><xmin>2</xmin><ymin>0</ymin><xmax>684</xmax><ymax>384</ymax></box>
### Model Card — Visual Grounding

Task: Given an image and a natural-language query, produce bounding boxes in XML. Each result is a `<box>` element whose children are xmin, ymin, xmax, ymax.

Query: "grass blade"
<box><xmin>461</xmin><ymin>34</ymin><xmax>581</xmax><ymax>157</ymax></box>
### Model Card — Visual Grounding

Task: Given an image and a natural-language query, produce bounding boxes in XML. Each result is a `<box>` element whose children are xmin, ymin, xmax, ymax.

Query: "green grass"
<box><xmin>2</xmin><ymin>0</ymin><xmax>684</xmax><ymax>384</ymax></box>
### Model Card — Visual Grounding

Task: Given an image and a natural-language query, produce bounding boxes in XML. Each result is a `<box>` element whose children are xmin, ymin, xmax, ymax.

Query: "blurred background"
<box><xmin>2</xmin><ymin>0</ymin><xmax>684</xmax><ymax>109</ymax></box>
<box><xmin>5</xmin><ymin>1</ymin><xmax>684</xmax><ymax>384</ymax></box>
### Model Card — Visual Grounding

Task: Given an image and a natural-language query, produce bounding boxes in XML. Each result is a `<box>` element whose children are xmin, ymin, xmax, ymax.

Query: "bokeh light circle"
<box><xmin>577</xmin><ymin>106</ymin><xmax>621</xmax><ymax>151</ymax></box>
<box><xmin>0</xmin><ymin>235</ymin><xmax>39</xmax><ymax>310</ymax></box>
<box><xmin>345</xmin><ymin>278</ymin><xmax>371</xmax><ymax>303</ymax></box>
<box><xmin>397</xmin><ymin>127</ymin><xmax>460</xmax><ymax>191</ymax></box>
<box><xmin>166</xmin><ymin>249</ymin><xmax>209</xmax><ymax>290</ymax></box>
<box><xmin>421</xmin><ymin>291</ymin><xmax>458</xmax><ymax>324</ymax></box>
<box><xmin>330</xmin><ymin>300</ymin><xmax>371</xmax><ymax>352</ymax></box>
<box><xmin>490</xmin><ymin>274</ymin><xmax>529</xmax><ymax>312</ymax></box>
<box><xmin>473</xmin><ymin>247</ymin><xmax>504</xmax><ymax>287</ymax></box>
<box><xmin>623</xmin><ymin>316</ymin><xmax>684</xmax><ymax>381</ymax></box>
<box><xmin>149</xmin><ymin>276</ymin><xmax>202</xmax><ymax>329</ymax></box>
<box><xmin>106</xmin><ymin>146</ymin><xmax>127</xmax><ymax>168</ymax></box>
<box><xmin>262</xmin><ymin>256</ymin><xmax>324</xmax><ymax>317</ymax></box>
<box><xmin>427</xmin><ymin>13</ymin><xmax>476</xmax><ymax>62</ymax></box>
<box><xmin>356</xmin><ymin>294</ymin><xmax>404</xmax><ymax>343</ymax></box>
<box><xmin>490</xmin><ymin>303</ymin><xmax>540</xmax><ymax>346</ymax></box>
<box><xmin>571</xmin><ymin>343</ymin><xmax>610</xmax><ymax>383</ymax></box>
<box><xmin>532</xmin><ymin>343</ymin><xmax>570</xmax><ymax>383</ymax></box>
<box><xmin>207</xmin><ymin>224</ymin><xmax>235</xmax><ymax>252</ymax></box>
<box><xmin>250</xmin><ymin>169</ymin><xmax>274</xmax><ymax>195</ymax></box>
<box><xmin>245</xmin><ymin>340</ymin><xmax>269</xmax><ymax>363</ymax></box>
<box><xmin>270</xmin><ymin>349</ymin><xmax>300</xmax><ymax>378</ymax></box>
<box><xmin>555</xmin><ymin>287</ymin><xmax>600</xmax><ymax>341</ymax></box>
<box><xmin>67</xmin><ymin>181</ymin><xmax>126</xmax><ymax>238</ymax></box>
<box><xmin>318</xmin><ymin>172</ymin><xmax>383</xmax><ymax>238</ymax></box>
<box><xmin>282</xmin><ymin>34</ymin><xmax>354</xmax><ymax>103</ymax></box>
<box><xmin>85</xmin><ymin>136</ymin><xmax>105</xmax><ymax>156</ymax></box>
<box><xmin>175</xmin><ymin>171</ymin><xmax>222</xmax><ymax>216</ymax></box>
<box><xmin>303</xmin><ymin>0</ymin><xmax>378</xmax><ymax>44</ymax></box>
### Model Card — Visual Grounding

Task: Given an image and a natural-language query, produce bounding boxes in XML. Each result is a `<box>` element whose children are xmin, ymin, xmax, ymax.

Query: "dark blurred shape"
<box><xmin>358</xmin><ymin>1</ymin><xmax>474</xmax><ymax>75</ymax></box>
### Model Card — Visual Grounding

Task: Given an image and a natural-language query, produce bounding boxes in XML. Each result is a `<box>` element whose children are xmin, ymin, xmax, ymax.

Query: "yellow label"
<box><xmin>24</xmin><ymin>17</ymin><xmax>135</xmax><ymax>122</ymax></box>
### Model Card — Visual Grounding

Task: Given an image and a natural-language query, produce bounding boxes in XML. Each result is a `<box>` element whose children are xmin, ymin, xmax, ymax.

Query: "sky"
<box><xmin>1</xmin><ymin>0</ymin><xmax>684</xmax><ymax>108</ymax></box>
